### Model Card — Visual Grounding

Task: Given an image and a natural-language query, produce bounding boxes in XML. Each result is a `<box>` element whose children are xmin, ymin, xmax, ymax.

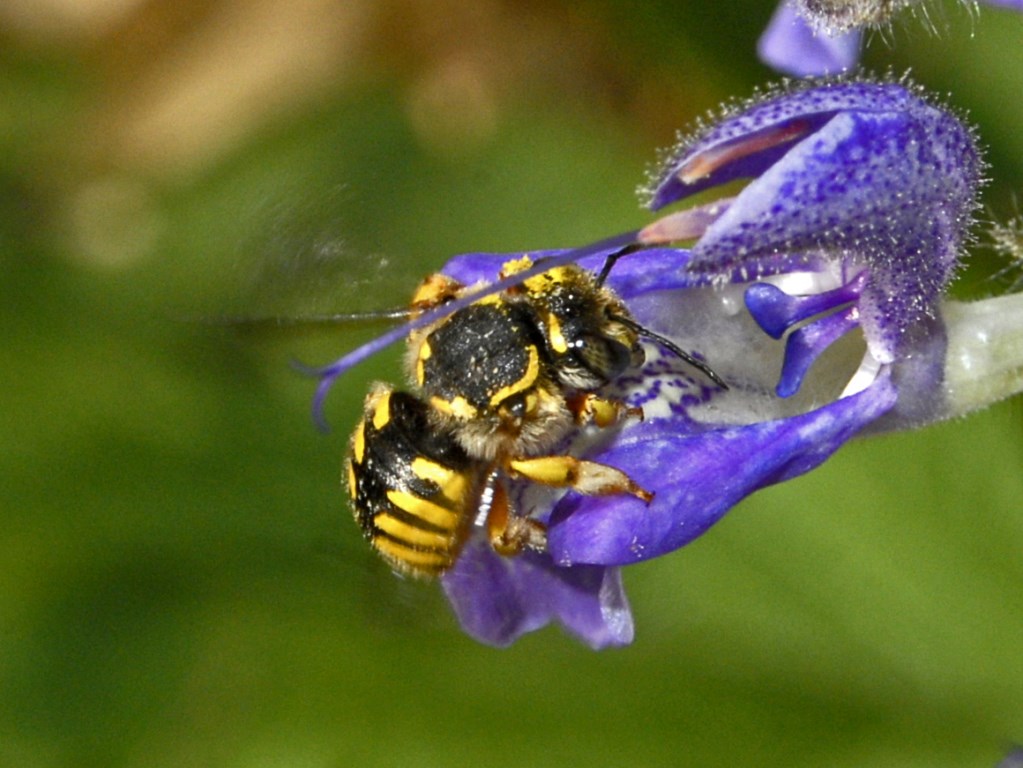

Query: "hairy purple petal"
<box><xmin>547</xmin><ymin>372</ymin><xmax>897</xmax><ymax>566</ymax></box>
<box><xmin>646</xmin><ymin>81</ymin><xmax>918</xmax><ymax>209</ymax></box>
<box><xmin>758</xmin><ymin>3</ymin><xmax>861</xmax><ymax>77</ymax></box>
<box><xmin>441</xmin><ymin>538</ymin><xmax>633</xmax><ymax>649</ymax></box>
<box><xmin>648</xmin><ymin>79</ymin><xmax>983</xmax><ymax>362</ymax></box>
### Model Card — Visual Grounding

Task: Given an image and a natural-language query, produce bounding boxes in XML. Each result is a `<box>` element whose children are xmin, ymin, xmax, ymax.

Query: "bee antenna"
<box><xmin>595</xmin><ymin>243</ymin><xmax>642</xmax><ymax>287</ymax></box>
<box><xmin>609</xmin><ymin>314</ymin><xmax>728</xmax><ymax>390</ymax></box>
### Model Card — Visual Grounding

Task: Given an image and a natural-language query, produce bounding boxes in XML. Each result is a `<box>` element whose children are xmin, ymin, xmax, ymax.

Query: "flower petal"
<box><xmin>758</xmin><ymin>3</ymin><xmax>861</xmax><ymax>77</ymax></box>
<box><xmin>441</xmin><ymin>246</ymin><xmax>709</xmax><ymax>296</ymax></box>
<box><xmin>547</xmin><ymin>372</ymin><xmax>898</xmax><ymax>566</ymax></box>
<box><xmin>648</xmin><ymin>80</ymin><xmax>983</xmax><ymax>362</ymax></box>
<box><xmin>646</xmin><ymin>80</ymin><xmax>914</xmax><ymax>210</ymax></box>
<box><xmin>440</xmin><ymin>538</ymin><xmax>634</xmax><ymax>649</ymax></box>
<box><xmin>758</xmin><ymin>0</ymin><xmax>1023</xmax><ymax>76</ymax></box>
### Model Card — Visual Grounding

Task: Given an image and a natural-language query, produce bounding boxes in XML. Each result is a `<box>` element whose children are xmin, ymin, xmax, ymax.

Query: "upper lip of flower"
<box><xmin>638</xmin><ymin>76</ymin><xmax>985</xmax><ymax>366</ymax></box>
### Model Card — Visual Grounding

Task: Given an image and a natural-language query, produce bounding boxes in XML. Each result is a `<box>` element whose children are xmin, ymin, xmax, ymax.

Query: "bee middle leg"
<box><xmin>485</xmin><ymin>474</ymin><xmax>548</xmax><ymax>557</ymax></box>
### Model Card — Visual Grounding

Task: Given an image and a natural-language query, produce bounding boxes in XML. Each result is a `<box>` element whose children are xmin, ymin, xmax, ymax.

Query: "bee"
<box><xmin>345</xmin><ymin>252</ymin><xmax>727</xmax><ymax>578</ymax></box>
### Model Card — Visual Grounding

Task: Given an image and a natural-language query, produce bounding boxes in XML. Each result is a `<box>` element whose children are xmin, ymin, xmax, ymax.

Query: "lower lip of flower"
<box><xmin>603</xmin><ymin>260</ymin><xmax>877</xmax><ymax>430</ymax></box>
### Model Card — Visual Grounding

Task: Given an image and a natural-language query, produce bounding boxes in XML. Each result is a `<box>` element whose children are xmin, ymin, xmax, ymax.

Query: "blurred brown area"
<box><xmin>7</xmin><ymin>0</ymin><xmax>724</xmax><ymax>183</ymax></box>
<box><xmin>3</xmin><ymin>0</ymin><xmax>736</xmax><ymax>273</ymax></box>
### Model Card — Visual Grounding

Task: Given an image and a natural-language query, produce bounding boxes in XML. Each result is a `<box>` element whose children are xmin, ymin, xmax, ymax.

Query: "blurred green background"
<box><xmin>3</xmin><ymin>1</ymin><xmax>1023</xmax><ymax>766</ymax></box>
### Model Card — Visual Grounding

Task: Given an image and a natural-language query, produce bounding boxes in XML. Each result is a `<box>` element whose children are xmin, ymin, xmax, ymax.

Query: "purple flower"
<box><xmin>313</xmin><ymin>78</ymin><xmax>1006</xmax><ymax>648</ymax></box>
<box><xmin>759</xmin><ymin>3</ymin><xmax>861</xmax><ymax>76</ymax></box>
<box><xmin>759</xmin><ymin>0</ymin><xmax>1023</xmax><ymax>77</ymax></box>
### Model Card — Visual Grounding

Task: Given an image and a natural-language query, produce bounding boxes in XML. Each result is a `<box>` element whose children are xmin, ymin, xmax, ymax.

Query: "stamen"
<box><xmin>675</xmin><ymin>120</ymin><xmax>812</xmax><ymax>183</ymax></box>
<box><xmin>638</xmin><ymin>198</ymin><xmax>735</xmax><ymax>245</ymax></box>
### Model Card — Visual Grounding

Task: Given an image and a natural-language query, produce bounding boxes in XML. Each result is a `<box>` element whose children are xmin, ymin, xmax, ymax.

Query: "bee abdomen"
<box><xmin>347</xmin><ymin>386</ymin><xmax>478</xmax><ymax>578</ymax></box>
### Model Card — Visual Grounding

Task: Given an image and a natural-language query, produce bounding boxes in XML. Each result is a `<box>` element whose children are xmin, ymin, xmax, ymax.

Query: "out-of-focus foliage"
<box><xmin>2</xmin><ymin>1</ymin><xmax>1022</xmax><ymax>766</ymax></box>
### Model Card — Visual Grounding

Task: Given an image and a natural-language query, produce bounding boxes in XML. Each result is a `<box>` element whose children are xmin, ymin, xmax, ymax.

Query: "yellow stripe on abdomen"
<box><xmin>374</xmin><ymin>513</ymin><xmax>454</xmax><ymax>549</ymax></box>
<box><xmin>410</xmin><ymin>457</ymin><xmax>471</xmax><ymax>506</ymax></box>
<box><xmin>373</xmin><ymin>536</ymin><xmax>450</xmax><ymax>573</ymax></box>
<box><xmin>385</xmin><ymin>489</ymin><xmax>460</xmax><ymax>530</ymax></box>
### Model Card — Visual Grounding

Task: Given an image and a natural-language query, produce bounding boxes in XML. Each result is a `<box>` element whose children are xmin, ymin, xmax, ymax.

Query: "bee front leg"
<box><xmin>507</xmin><ymin>455</ymin><xmax>653</xmax><ymax>503</ymax></box>
<box><xmin>566</xmin><ymin>392</ymin><xmax>643</xmax><ymax>428</ymax></box>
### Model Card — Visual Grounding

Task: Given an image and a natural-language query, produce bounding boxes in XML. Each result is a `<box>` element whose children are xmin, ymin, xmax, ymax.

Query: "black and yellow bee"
<box><xmin>345</xmin><ymin>253</ymin><xmax>726</xmax><ymax>578</ymax></box>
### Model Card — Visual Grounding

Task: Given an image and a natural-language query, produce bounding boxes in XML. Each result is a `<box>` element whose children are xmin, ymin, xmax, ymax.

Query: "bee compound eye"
<box><xmin>571</xmin><ymin>334</ymin><xmax>633</xmax><ymax>384</ymax></box>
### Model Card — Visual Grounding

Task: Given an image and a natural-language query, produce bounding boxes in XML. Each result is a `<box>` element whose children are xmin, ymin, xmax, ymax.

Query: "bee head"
<box><xmin>525</xmin><ymin>266</ymin><xmax>641</xmax><ymax>390</ymax></box>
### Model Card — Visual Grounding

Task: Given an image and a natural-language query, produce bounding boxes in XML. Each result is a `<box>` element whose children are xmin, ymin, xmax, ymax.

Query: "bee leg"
<box><xmin>566</xmin><ymin>392</ymin><xmax>643</xmax><ymax>428</ymax></box>
<box><xmin>485</xmin><ymin>474</ymin><xmax>548</xmax><ymax>557</ymax></box>
<box><xmin>507</xmin><ymin>455</ymin><xmax>653</xmax><ymax>503</ymax></box>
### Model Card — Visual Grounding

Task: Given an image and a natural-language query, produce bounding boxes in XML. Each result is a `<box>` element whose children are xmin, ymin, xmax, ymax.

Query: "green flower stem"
<box><xmin>944</xmin><ymin>293</ymin><xmax>1023</xmax><ymax>416</ymax></box>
